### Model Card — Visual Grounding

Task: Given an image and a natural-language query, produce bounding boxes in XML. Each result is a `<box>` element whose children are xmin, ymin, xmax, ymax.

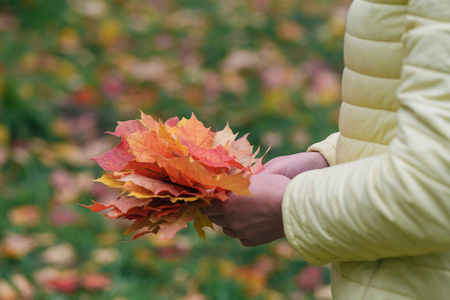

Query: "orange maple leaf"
<box><xmin>173</xmin><ymin>113</ymin><xmax>214</xmax><ymax>148</ymax></box>
<box><xmin>125</xmin><ymin>130</ymin><xmax>174</xmax><ymax>162</ymax></box>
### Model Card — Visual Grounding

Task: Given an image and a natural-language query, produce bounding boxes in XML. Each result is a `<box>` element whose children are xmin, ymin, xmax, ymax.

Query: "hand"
<box><xmin>200</xmin><ymin>173</ymin><xmax>290</xmax><ymax>247</ymax></box>
<box><xmin>261</xmin><ymin>152</ymin><xmax>328</xmax><ymax>179</ymax></box>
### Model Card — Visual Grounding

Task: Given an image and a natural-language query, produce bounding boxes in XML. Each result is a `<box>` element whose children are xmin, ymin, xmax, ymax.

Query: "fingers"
<box><xmin>208</xmin><ymin>215</ymin><xmax>226</xmax><ymax>227</ymax></box>
<box><xmin>224</xmin><ymin>230</ymin><xmax>257</xmax><ymax>246</ymax></box>
<box><xmin>240</xmin><ymin>239</ymin><xmax>256</xmax><ymax>247</ymax></box>
<box><xmin>222</xmin><ymin>227</ymin><xmax>239</xmax><ymax>238</ymax></box>
<box><xmin>203</xmin><ymin>217</ymin><xmax>241</xmax><ymax>240</ymax></box>
<box><xmin>209</xmin><ymin>220</ymin><xmax>259</xmax><ymax>247</ymax></box>
<box><xmin>259</xmin><ymin>162</ymin><xmax>285</xmax><ymax>177</ymax></box>
<box><xmin>262</xmin><ymin>157</ymin><xmax>278</xmax><ymax>169</ymax></box>
<box><xmin>199</xmin><ymin>199</ymin><xmax>223</xmax><ymax>216</ymax></box>
<box><xmin>259</xmin><ymin>161</ymin><xmax>277</xmax><ymax>175</ymax></box>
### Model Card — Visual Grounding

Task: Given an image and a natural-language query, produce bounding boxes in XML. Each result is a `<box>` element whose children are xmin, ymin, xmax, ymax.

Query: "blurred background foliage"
<box><xmin>0</xmin><ymin>0</ymin><xmax>349</xmax><ymax>299</ymax></box>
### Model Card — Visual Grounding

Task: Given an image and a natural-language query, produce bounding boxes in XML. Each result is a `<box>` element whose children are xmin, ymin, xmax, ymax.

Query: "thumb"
<box><xmin>259</xmin><ymin>161</ymin><xmax>286</xmax><ymax>176</ymax></box>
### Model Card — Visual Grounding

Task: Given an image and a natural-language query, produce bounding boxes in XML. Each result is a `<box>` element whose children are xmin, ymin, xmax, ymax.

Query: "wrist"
<box><xmin>306</xmin><ymin>151</ymin><xmax>329</xmax><ymax>169</ymax></box>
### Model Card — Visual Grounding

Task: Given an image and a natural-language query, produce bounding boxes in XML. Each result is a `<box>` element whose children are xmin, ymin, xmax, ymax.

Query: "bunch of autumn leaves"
<box><xmin>83</xmin><ymin>112</ymin><xmax>265</xmax><ymax>241</ymax></box>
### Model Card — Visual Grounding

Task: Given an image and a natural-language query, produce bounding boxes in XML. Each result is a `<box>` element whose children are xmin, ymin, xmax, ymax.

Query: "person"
<box><xmin>200</xmin><ymin>0</ymin><xmax>450</xmax><ymax>299</ymax></box>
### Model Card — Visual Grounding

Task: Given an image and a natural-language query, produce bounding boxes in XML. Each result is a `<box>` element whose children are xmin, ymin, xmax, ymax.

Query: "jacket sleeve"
<box><xmin>282</xmin><ymin>0</ymin><xmax>450</xmax><ymax>266</ymax></box>
<box><xmin>307</xmin><ymin>132</ymin><xmax>340</xmax><ymax>166</ymax></box>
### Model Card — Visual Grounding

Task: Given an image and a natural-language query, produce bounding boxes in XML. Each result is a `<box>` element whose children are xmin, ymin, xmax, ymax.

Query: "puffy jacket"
<box><xmin>282</xmin><ymin>0</ymin><xmax>450</xmax><ymax>299</ymax></box>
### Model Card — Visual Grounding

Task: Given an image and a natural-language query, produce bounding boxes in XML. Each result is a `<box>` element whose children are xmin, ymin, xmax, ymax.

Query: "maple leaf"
<box><xmin>157</xmin><ymin>205</ymin><xmax>198</xmax><ymax>239</ymax></box>
<box><xmin>193</xmin><ymin>210</ymin><xmax>214</xmax><ymax>241</ymax></box>
<box><xmin>119</xmin><ymin>174</ymin><xmax>197</xmax><ymax>197</ymax></box>
<box><xmin>128</xmin><ymin>161</ymin><xmax>169</xmax><ymax>181</ymax></box>
<box><xmin>107</xmin><ymin>196</ymin><xmax>153</xmax><ymax>214</ymax></box>
<box><xmin>94</xmin><ymin>174</ymin><xmax>123</xmax><ymax>189</ymax></box>
<box><xmin>107</xmin><ymin>120</ymin><xmax>145</xmax><ymax>137</ymax></box>
<box><xmin>80</xmin><ymin>200</ymin><xmax>113</xmax><ymax>213</ymax></box>
<box><xmin>138</xmin><ymin>110</ymin><xmax>160</xmax><ymax>131</ymax></box>
<box><xmin>178</xmin><ymin>137</ymin><xmax>243</xmax><ymax>170</ymax></box>
<box><xmin>122</xmin><ymin>181</ymin><xmax>155</xmax><ymax>198</ymax></box>
<box><xmin>84</xmin><ymin>111</ymin><xmax>266</xmax><ymax>241</ymax></box>
<box><xmin>92</xmin><ymin>139</ymin><xmax>135</xmax><ymax>172</ymax></box>
<box><xmin>173</xmin><ymin>113</ymin><xmax>214</xmax><ymax>148</ymax></box>
<box><xmin>212</xmin><ymin>122</ymin><xmax>238</xmax><ymax>149</ymax></box>
<box><xmin>154</xmin><ymin>156</ymin><xmax>252</xmax><ymax>195</ymax></box>
<box><xmin>164</xmin><ymin>116</ymin><xmax>180</xmax><ymax>128</ymax></box>
<box><xmin>125</xmin><ymin>130</ymin><xmax>174</xmax><ymax>162</ymax></box>
<box><xmin>158</xmin><ymin>120</ymin><xmax>188</xmax><ymax>156</ymax></box>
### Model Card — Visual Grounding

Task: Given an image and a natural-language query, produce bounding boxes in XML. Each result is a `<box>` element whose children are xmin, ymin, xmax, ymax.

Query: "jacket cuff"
<box><xmin>307</xmin><ymin>132</ymin><xmax>339</xmax><ymax>166</ymax></box>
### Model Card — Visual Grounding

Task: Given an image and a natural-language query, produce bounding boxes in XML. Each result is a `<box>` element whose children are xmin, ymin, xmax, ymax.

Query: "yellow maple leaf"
<box><xmin>193</xmin><ymin>210</ymin><xmax>215</xmax><ymax>241</ymax></box>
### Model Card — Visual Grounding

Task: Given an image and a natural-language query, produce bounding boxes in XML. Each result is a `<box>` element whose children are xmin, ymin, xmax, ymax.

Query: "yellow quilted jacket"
<box><xmin>282</xmin><ymin>0</ymin><xmax>450</xmax><ymax>299</ymax></box>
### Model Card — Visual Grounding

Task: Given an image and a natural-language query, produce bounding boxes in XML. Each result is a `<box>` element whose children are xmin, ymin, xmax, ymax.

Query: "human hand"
<box><xmin>261</xmin><ymin>152</ymin><xmax>328</xmax><ymax>179</ymax></box>
<box><xmin>200</xmin><ymin>173</ymin><xmax>290</xmax><ymax>247</ymax></box>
